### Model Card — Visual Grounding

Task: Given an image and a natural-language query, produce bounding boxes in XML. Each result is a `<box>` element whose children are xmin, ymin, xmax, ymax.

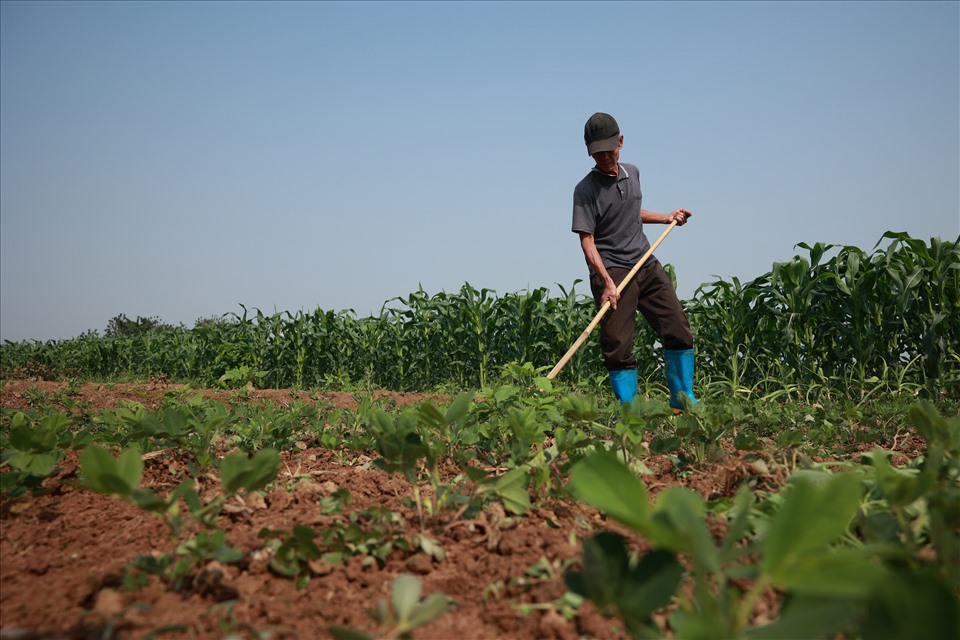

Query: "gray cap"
<box><xmin>584</xmin><ymin>112</ymin><xmax>621</xmax><ymax>155</ymax></box>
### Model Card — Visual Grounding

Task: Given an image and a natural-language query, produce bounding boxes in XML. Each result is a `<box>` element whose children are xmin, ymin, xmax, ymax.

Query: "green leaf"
<box><xmin>78</xmin><ymin>444</ymin><xmax>114</xmax><ymax>479</ymax></box>
<box><xmin>861</xmin><ymin>449</ymin><xmax>933</xmax><ymax>507</ymax></box>
<box><xmin>98</xmin><ymin>472</ymin><xmax>137</xmax><ymax>496</ymax></box>
<box><xmin>564</xmin><ymin>532</ymin><xmax>628</xmax><ymax>612</ymax></box>
<box><xmin>116</xmin><ymin>447</ymin><xmax>144</xmax><ymax>489</ymax></box>
<box><xmin>493</xmin><ymin>385</ymin><xmax>520</xmax><ymax>403</ymax></box>
<box><xmin>243</xmin><ymin>448</ymin><xmax>281</xmax><ymax>492</ymax></box>
<box><xmin>649</xmin><ymin>434</ymin><xmax>680</xmax><ymax>454</ymax></box>
<box><xmin>651</xmin><ymin>487</ymin><xmax>719</xmax><ymax>570</ymax></box>
<box><xmin>492</xmin><ymin>468</ymin><xmax>531</xmax><ymax>515</ymax></box>
<box><xmin>910</xmin><ymin>401</ymin><xmax>960</xmax><ymax>454</ymax></box>
<box><xmin>762</xmin><ymin>472</ymin><xmax>862</xmax><ymax>576</ymax></box>
<box><xmin>444</xmin><ymin>391</ymin><xmax>474</xmax><ymax>424</ymax></box>
<box><xmin>6</xmin><ymin>451</ymin><xmax>57</xmax><ymax>477</ymax></box>
<box><xmin>617</xmin><ymin>550</ymin><xmax>684</xmax><ymax>621</ymax></box>
<box><xmin>747</xmin><ymin>596</ymin><xmax>864</xmax><ymax>640</ymax></box>
<box><xmin>407</xmin><ymin>592</ymin><xmax>453</xmax><ymax>628</ymax></box>
<box><xmin>561</xmin><ymin>394</ymin><xmax>599</xmax><ymax>422</ymax></box>
<box><xmin>416</xmin><ymin>535</ymin><xmax>445</xmax><ymax>562</ymax></box>
<box><xmin>218</xmin><ymin>452</ymin><xmax>248</xmax><ymax>495</ymax></box>
<box><xmin>131</xmin><ymin>488</ymin><xmax>167</xmax><ymax>512</ymax></box>
<box><xmin>861</xmin><ymin>567</ymin><xmax>960</xmax><ymax>640</ymax></box>
<box><xmin>568</xmin><ymin>453</ymin><xmax>648</xmax><ymax>531</ymax></box>
<box><xmin>9</xmin><ymin>425</ymin><xmax>52</xmax><ymax>453</ymax></box>
<box><xmin>220</xmin><ymin>448</ymin><xmax>279</xmax><ymax>495</ymax></box>
<box><xmin>464</xmin><ymin>466</ymin><xmax>488</xmax><ymax>483</ymax></box>
<box><xmin>734</xmin><ymin>432</ymin><xmax>760</xmax><ymax>451</ymax></box>
<box><xmin>391</xmin><ymin>574</ymin><xmax>422</xmax><ymax>621</ymax></box>
<box><xmin>533</xmin><ymin>376</ymin><xmax>552</xmax><ymax>393</ymax></box>
<box><xmin>328</xmin><ymin>627</ymin><xmax>374</xmax><ymax>640</ymax></box>
<box><xmin>721</xmin><ymin>486</ymin><xmax>757</xmax><ymax>558</ymax></box>
<box><xmin>668</xmin><ymin>606</ymin><xmax>727</xmax><ymax>640</ymax></box>
<box><xmin>78</xmin><ymin>445</ymin><xmax>138</xmax><ymax>497</ymax></box>
<box><xmin>628</xmin><ymin>397</ymin><xmax>671</xmax><ymax>420</ymax></box>
<box><xmin>416</xmin><ymin>401</ymin><xmax>446</xmax><ymax>429</ymax></box>
<box><xmin>213</xmin><ymin>545</ymin><xmax>244</xmax><ymax>564</ymax></box>
<box><xmin>772</xmin><ymin>549</ymin><xmax>887</xmax><ymax>597</ymax></box>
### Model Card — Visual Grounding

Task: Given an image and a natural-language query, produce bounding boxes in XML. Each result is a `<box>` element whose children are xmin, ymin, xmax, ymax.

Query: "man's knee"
<box><xmin>661</xmin><ymin>321</ymin><xmax>694</xmax><ymax>351</ymax></box>
<box><xmin>663</xmin><ymin>333</ymin><xmax>693</xmax><ymax>351</ymax></box>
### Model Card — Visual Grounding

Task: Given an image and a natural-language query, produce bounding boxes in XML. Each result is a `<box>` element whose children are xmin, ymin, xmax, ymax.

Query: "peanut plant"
<box><xmin>565</xmin><ymin>401</ymin><xmax>960</xmax><ymax>639</ymax></box>
<box><xmin>77</xmin><ymin>443</ymin><xmax>280</xmax><ymax>592</ymax></box>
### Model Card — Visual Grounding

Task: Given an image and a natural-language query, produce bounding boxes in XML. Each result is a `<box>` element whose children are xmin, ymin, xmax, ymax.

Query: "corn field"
<box><xmin>2</xmin><ymin>232</ymin><xmax>958</xmax><ymax>395</ymax></box>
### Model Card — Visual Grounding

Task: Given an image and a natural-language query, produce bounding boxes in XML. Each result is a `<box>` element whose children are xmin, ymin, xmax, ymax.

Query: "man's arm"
<box><xmin>641</xmin><ymin>208</ymin><xmax>692</xmax><ymax>226</ymax></box>
<box><xmin>578</xmin><ymin>232</ymin><xmax>620</xmax><ymax>310</ymax></box>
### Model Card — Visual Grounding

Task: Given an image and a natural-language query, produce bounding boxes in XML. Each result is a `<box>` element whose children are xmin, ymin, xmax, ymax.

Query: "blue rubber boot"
<box><xmin>608</xmin><ymin>368</ymin><xmax>638</xmax><ymax>404</ymax></box>
<box><xmin>664</xmin><ymin>349</ymin><xmax>698</xmax><ymax>411</ymax></box>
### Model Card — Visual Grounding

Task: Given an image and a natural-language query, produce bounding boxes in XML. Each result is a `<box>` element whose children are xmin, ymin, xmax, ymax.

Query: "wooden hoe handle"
<box><xmin>546</xmin><ymin>221</ymin><xmax>678</xmax><ymax>381</ymax></box>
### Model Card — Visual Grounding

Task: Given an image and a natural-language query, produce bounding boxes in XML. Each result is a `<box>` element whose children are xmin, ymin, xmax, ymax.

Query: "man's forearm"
<box><xmin>578</xmin><ymin>233</ymin><xmax>614</xmax><ymax>287</ymax></box>
<box><xmin>642</xmin><ymin>208</ymin><xmax>692</xmax><ymax>226</ymax></box>
<box><xmin>640</xmin><ymin>209</ymin><xmax>672</xmax><ymax>224</ymax></box>
<box><xmin>578</xmin><ymin>232</ymin><xmax>621</xmax><ymax>309</ymax></box>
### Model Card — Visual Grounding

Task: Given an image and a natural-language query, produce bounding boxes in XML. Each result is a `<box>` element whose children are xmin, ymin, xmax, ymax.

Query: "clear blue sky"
<box><xmin>2</xmin><ymin>1</ymin><xmax>957</xmax><ymax>342</ymax></box>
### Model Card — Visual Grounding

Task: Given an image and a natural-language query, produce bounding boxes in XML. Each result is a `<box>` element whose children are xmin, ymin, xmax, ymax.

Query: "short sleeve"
<box><xmin>571</xmin><ymin>186</ymin><xmax>596</xmax><ymax>234</ymax></box>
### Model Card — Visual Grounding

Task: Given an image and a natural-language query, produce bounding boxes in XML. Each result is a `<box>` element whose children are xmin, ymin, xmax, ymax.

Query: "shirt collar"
<box><xmin>592</xmin><ymin>164</ymin><xmax>629</xmax><ymax>179</ymax></box>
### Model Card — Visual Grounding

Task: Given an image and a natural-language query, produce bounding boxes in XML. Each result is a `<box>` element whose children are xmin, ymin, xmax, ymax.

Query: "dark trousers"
<box><xmin>589</xmin><ymin>259</ymin><xmax>694</xmax><ymax>371</ymax></box>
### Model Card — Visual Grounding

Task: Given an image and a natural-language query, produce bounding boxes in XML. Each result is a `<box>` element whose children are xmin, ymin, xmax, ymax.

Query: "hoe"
<box><xmin>546</xmin><ymin>220</ymin><xmax>678</xmax><ymax>381</ymax></box>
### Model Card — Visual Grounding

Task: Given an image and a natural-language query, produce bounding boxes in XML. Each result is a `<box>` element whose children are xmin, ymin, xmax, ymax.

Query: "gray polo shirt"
<box><xmin>571</xmin><ymin>162</ymin><xmax>651</xmax><ymax>275</ymax></box>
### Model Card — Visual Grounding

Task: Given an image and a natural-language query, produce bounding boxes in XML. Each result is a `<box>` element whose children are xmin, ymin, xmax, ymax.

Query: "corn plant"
<box><xmin>3</xmin><ymin>233</ymin><xmax>955</xmax><ymax>400</ymax></box>
<box><xmin>689</xmin><ymin>232</ymin><xmax>959</xmax><ymax>396</ymax></box>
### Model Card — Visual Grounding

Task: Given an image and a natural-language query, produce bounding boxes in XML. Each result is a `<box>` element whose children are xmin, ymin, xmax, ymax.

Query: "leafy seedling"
<box><xmin>329</xmin><ymin>574</ymin><xmax>453</xmax><ymax>640</ymax></box>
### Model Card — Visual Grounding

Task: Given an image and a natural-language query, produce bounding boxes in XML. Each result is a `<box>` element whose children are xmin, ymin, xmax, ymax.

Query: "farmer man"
<box><xmin>571</xmin><ymin>112</ymin><xmax>698</xmax><ymax>409</ymax></box>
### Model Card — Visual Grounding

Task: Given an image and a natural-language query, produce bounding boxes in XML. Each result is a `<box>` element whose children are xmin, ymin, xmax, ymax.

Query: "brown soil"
<box><xmin>0</xmin><ymin>380</ymin><xmax>872</xmax><ymax>640</ymax></box>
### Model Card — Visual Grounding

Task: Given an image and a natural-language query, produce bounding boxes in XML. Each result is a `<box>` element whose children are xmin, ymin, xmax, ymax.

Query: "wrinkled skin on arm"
<box><xmin>578</xmin><ymin>232</ymin><xmax>620</xmax><ymax>310</ymax></box>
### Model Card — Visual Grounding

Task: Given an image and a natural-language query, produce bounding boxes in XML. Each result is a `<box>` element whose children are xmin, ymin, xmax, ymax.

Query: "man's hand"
<box><xmin>602</xmin><ymin>279</ymin><xmax>620</xmax><ymax>310</ymax></box>
<box><xmin>669</xmin><ymin>208</ymin><xmax>692</xmax><ymax>226</ymax></box>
